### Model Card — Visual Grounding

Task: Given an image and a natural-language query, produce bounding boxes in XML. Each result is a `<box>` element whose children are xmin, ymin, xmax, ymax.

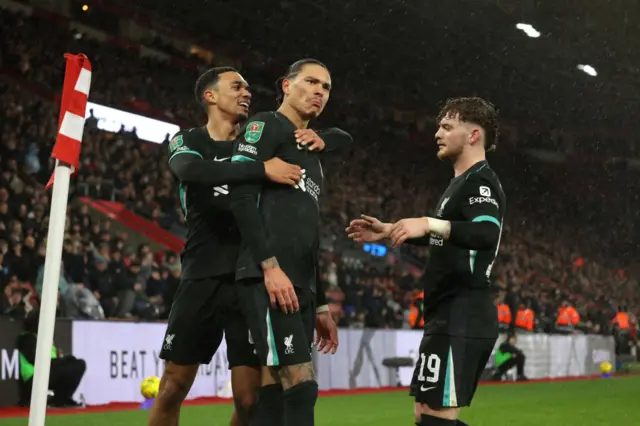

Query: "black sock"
<box><xmin>420</xmin><ymin>414</ymin><xmax>457</xmax><ymax>425</ymax></box>
<box><xmin>283</xmin><ymin>381</ymin><xmax>318</xmax><ymax>426</ymax></box>
<box><xmin>457</xmin><ymin>420</ymin><xmax>470</xmax><ymax>426</ymax></box>
<box><xmin>249</xmin><ymin>384</ymin><xmax>283</xmax><ymax>426</ymax></box>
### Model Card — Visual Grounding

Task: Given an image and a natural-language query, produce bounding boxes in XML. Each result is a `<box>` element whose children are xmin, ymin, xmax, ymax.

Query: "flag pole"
<box><xmin>28</xmin><ymin>161</ymin><xmax>72</xmax><ymax>426</ymax></box>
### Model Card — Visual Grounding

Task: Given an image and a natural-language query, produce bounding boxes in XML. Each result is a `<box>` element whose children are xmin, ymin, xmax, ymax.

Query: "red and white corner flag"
<box><xmin>45</xmin><ymin>53</ymin><xmax>92</xmax><ymax>190</ymax></box>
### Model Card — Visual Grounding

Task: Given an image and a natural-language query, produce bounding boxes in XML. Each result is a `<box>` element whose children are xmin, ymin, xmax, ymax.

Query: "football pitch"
<box><xmin>1</xmin><ymin>376</ymin><xmax>637</xmax><ymax>426</ymax></box>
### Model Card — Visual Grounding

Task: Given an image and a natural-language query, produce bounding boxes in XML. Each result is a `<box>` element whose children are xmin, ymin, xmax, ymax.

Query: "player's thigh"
<box><xmin>160</xmin><ymin>278</ymin><xmax>225</xmax><ymax>365</ymax></box>
<box><xmin>225</xmin><ymin>305</ymin><xmax>260</xmax><ymax>370</ymax></box>
<box><xmin>410</xmin><ymin>334</ymin><xmax>492</xmax><ymax>409</ymax></box>
<box><xmin>237</xmin><ymin>279</ymin><xmax>311</xmax><ymax>368</ymax></box>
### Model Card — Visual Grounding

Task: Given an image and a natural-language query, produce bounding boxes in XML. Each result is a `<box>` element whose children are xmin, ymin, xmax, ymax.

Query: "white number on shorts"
<box><xmin>417</xmin><ymin>353</ymin><xmax>441</xmax><ymax>383</ymax></box>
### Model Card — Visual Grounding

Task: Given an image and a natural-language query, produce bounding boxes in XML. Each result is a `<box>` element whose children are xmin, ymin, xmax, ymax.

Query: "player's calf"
<box><xmin>148</xmin><ymin>362</ymin><xmax>198</xmax><ymax>426</ymax></box>
<box><xmin>414</xmin><ymin>402</ymin><xmax>460</xmax><ymax>425</ymax></box>
<box><xmin>278</xmin><ymin>361</ymin><xmax>318</xmax><ymax>426</ymax></box>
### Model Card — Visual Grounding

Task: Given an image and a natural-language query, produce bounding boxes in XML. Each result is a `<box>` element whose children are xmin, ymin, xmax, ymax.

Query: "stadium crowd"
<box><xmin>0</xmin><ymin>4</ymin><xmax>637</xmax><ymax>349</ymax></box>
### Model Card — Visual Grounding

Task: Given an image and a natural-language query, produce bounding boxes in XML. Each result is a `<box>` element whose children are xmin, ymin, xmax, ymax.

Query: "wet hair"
<box><xmin>194</xmin><ymin>66</ymin><xmax>238</xmax><ymax>109</ymax></box>
<box><xmin>275</xmin><ymin>58</ymin><xmax>329</xmax><ymax>105</ymax></box>
<box><xmin>436</xmin><ymin>97</ymin><xmax>499</xmax><ymax>152</ymax></box>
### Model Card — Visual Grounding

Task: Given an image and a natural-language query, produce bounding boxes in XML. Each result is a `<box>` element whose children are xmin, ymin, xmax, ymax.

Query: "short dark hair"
<box><xmin>194</xmin><ymin>66</ymin><xmax>238</xmax><ymax>109</ymax></box>
<box><xmin>436</xmin><ymin>97</ymin><xmax>499</xmax><ymax>152</ymax></box>
<box><xmin>276</xmin><ymin>58</ymin><xmax>329</xmax><ymax>104</ymax></box>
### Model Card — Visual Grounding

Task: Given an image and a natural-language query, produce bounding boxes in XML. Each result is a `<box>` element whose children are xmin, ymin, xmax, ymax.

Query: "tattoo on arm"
<box><xmin>261</xmin><ymin>257</ymin><xmax>279</xmax><ymax>270</ymax></box>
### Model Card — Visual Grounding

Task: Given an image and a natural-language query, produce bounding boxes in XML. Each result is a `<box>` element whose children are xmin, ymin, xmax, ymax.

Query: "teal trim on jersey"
<box><xmin>231</xmin><ymin>155</ymin><xmax>256</xmax><ymax>162</ymax></box>
<box><xmin>469</xmin><ymin>215</ymin><xmax>501</xmax><ymax>272</ymax></box>
<box><xmin>168</xmin><ymin>149</ymin><xmax>203</xmax><ymax>163</ymax></box>
<box><xmin>442</xmin><ymin>346</ymin><xmax>457</xmax><ymax>407</ymax></box>
<box><xmin>265</xmin><ymin>311</ymin><xmax>279</xmax><ymax>366</ymax></box>
<box><xmin>472</xmin><ymin>215</ymin><xmax>501</xmax><ymax>228</ymax></box>
<box><xmin>469</xmin><ymin>250</ymin><xmax>478</xmax><ymax>273</ymax></box>
<box><xmin>179</xmin><ymin>184</ymin><xmax>187</xmax><ymax>223</ymax></box>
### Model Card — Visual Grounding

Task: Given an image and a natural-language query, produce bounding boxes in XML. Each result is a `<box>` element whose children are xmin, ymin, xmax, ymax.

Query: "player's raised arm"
<box><xmin>293</xmin><ymin>127</ymin><xmax>353</xmax><ymax>153</ymax></box>
<box><xmin>319</xmin><ymin>127</ymin><xmax>353</xmax><ymax>153</ymax></box>
<box><xmin>229</xmin><ymin>114</ymin><xmax>299</xmax><ymax>313</ymax></box>
<box><xmin>390</xmin><ymin>174</ymin><xmax>502</xmax><ymax>249</ymax></box>
<box><xmin>167</xmin><ymin>131</ymin><xmax>264</xmax><ymax>185</ymax></box>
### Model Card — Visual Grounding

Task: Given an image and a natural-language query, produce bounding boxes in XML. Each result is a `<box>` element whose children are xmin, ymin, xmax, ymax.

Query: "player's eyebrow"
<box><xmin>306</xmin><ymin>76</ymin><xmax>332</xmax><ymax>91</ymax></box>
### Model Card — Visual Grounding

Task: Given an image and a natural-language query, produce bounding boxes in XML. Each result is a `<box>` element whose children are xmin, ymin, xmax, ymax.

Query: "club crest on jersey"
<box><xmin>244</xmin><ymin>121</ymin><xmax>265</xmax><ymax>143</ymax></box>
<box><xmin>169</xmin><ymin>134</ymin><xmax>183</xmax><ymax>152</ymax></box>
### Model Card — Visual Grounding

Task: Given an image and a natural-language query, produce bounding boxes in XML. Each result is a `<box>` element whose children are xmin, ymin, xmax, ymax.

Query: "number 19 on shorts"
<box><xmin>417</xmin><ymin>354</ymin><xmax>441</xmax><ymax>383</ymax></box>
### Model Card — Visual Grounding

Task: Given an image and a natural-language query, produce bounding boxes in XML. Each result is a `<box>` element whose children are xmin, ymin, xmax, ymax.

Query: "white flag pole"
<box><xmin>28</xmin><ymin>161</ymin><xmax>72</xmax><ymax>426</ymax></box>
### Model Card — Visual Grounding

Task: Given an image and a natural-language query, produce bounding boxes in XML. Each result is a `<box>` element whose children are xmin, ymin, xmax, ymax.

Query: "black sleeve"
<box><xmin>229</xmin><ymin>114</ymin><xmax>282</xmax><ymax>264</ymax></box>
<box><xmin>167</xmin><ymin>131</ymin><xmax>266</xmax><ymax>186</ymax></box>
<box><xmin>449</xmin><ymin>173</ymin><xmax>503</xmax><ymax>250</ymax></box>
<box><xmin>406</xmin><ymin>235</ymin><xmax>430</xmax><ymax>246</ymax></box>
<box><xmin>316</xmin><ymin>127</ymin><xmax>353</xmax><ymax>154</ymax></box>
<box><xmin>316</xmin><ymin>262</ymin><xmax>327</xmax><ymax>306</ymax></box>
<box><xmin>501</xmin><ymin>342</ymin><xmax>522</xmax><ymax>356</ymax></box>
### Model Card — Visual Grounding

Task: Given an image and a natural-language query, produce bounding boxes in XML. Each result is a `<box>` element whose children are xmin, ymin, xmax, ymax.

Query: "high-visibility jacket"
<box><xmin>556</xmin><ymin>306</ymin><xmax>580</xmax><ymax>326</ymax></box>
<box><xmin>515</xmin><ymin>308</ymin><xmax>534</xmax><ymax>331</ymax></box>
<box><xmin>612</xmin><ymin>312</ymin><xmax>630</xmax><ymax>330</ymax></box>
<box><xmin>497</xmin><ymin>303</ymin><xmax>511</xmax><ymax>325</ymax></box>
<box><xmin>408</xmin><ymin>291</ymin><xmax>424</xmax><ymax>328</ymax></box>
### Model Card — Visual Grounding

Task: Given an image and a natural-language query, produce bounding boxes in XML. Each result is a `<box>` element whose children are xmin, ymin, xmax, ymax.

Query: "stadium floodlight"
<box><xmin>516</xmin><ymin>23</ymin><xmax>541</xmax><ymax>38</ymax></box>
<box><xmin>577</xmin><ymin>64</ymin><xmax>597</xmax><ymax>77</ymax></box>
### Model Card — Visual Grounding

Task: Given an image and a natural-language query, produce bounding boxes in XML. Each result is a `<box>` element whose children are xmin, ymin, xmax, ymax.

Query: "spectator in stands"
<box><xmin>17</xmin><ymin>310</ymin><xmax>86</xmax><ymax>407</ymax></box>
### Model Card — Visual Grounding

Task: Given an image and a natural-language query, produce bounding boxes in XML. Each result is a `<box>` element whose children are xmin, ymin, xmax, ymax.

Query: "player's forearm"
<box><xmin>229</xmin><ymin>193</ymin><xmax>275</xmax><ymax>264</ymax></box>
<box><xmin>170</xmin><ymin>156</ymin><xmax>265</xmax><ymax>186</ymax></box>
<box><xmin>318</xmin><ymin>128</ymin><xmax>353</xmax><ymax>153</ymax></box>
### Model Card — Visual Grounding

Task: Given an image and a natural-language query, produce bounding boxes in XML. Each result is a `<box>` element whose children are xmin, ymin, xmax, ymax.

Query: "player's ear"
<box><xmin>282</xmin><ymin>78</ymin><xmax>291</xmax><ymax>97</ymax></box>
<box><xmin>469</xmin><ymin>127</ymin><xmax>481</xmax><ymax>146</ymax></box>
<box><xmin>203</xmin><ymin>88</ymin><xmax>217</xmax><ymax>105</ymax></box>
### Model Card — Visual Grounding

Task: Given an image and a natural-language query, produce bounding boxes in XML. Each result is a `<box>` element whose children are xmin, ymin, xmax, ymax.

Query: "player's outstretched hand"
<box><xmin>389</xmin><ymin>218</ymin><xmax>430</xmax><ymax>247</ymax></box>
<box><xmin>264</xmin><ymin>158</ymin><xmax>302</xmax><ymax>187</ymax></box>
<box><xmin>345</xmin><ymin>214</ymin><xmax>391</xmax><ymax>242</ymax></box>
<box><xmin>295</xmin><ymin>129</ymin><xmax>325</xmax><ymax>151</ymax></box>
<box><xmin>263</xmin><ymin>266</ymin><xmax>300</xmax><ymax>313</ymax></box>
<box><xmin>315</xmin><ymin>311</ymin><xmax>339</xmax><ymax>354</ymax></box>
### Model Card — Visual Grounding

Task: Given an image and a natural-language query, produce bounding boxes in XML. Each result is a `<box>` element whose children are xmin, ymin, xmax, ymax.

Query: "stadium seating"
<box><xmin>0</xmin><ymin>3</ymin><xmax>637</xmax><ymax>342</ymax></box>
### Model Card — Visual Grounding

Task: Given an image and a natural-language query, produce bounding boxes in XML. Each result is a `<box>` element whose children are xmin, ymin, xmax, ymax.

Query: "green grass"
<box><xmin>2</xmin><ymin>376</ymin><xmax>637</xmax><ymax>426</ymax></box>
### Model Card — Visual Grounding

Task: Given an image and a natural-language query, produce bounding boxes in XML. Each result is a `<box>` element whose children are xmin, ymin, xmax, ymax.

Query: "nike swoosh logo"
<box><xmin>214</xmin><ymin>157</ymin><xmax>230</xmax><ymax>162</ymax></box>
<box><xmin>420</xmin><ymin>386</ymin><xmax>436</xmax><ymax>392</ymax></box>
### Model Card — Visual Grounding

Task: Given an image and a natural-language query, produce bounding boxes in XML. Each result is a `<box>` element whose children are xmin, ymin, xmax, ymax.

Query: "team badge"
<box><xmin>169</xmin><ymin>134</ymin><xmax>184</xmax><ymax>152</ymax></box>
<box><xmin>244</xmin><ymin>121</ymin><xmax>265</xmax><ymax>143</ymax></box>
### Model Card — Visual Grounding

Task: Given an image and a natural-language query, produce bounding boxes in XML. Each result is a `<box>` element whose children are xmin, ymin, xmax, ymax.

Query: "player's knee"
<box><xmin>278</xmin><ymin>362</ymin><xmax>316</xmax><ymax>389</ymax></box>
<box><xmin>155</xmin><ymin>363</ymin><xmax>197</xmax><ymax>408</ymax></box>
<box><xmin>232</xmin><ymin>392</ymin><xmax>257</xmax><ymax>425</ymax></box>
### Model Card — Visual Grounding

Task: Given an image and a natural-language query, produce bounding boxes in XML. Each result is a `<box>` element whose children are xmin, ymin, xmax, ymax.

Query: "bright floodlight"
<box><xmin>577</xmin><ymin>64</ymin><xmax>597</xmax><ymax>77</ymax></box>
<box><xmin>516</xmin><ymin>23</ymin><xmax>540</xmax><ymax>38</ymax></box>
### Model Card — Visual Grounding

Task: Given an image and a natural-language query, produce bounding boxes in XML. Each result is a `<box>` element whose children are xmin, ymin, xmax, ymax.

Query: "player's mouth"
<box><xmin>309</xmin><ymin>98</ymin><xmax>323</xmax><ymax>108</ymax></box>
<box><xmin>437</xmin><ymin>143</ymin><xmax>446</xmax><ymax>150</ymax></box>
<box><xmin>238</xmin><ymin>101</ymin><xmax>250</xmax><ymax>112</ymax></box>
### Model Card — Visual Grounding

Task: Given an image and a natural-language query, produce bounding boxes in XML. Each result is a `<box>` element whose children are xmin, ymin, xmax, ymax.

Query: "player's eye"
<box><xmin>323</xmin><ymin>83</ymin><xmax>331</xmax><ymax>91</ymax></box>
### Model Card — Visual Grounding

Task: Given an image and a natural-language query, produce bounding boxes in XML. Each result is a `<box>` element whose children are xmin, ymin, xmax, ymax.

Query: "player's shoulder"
<box><xmin>168</xmin><ymin>127</ymin><xmax>207</xmax><ymax>155</ymax></box>
<box><xmin>240</xmin><ymin>111</ymin><xmax>291</xmax><ymax>144</ymax></box>
<box><xmin>465</xmin><ymin>162</ymin><xmax>503</xmax><ymax>192</ymax></box>
<box><xmin>242</xmin><ymin>111</ymin><xmax>283</xmax><ymax>130</ymax></box>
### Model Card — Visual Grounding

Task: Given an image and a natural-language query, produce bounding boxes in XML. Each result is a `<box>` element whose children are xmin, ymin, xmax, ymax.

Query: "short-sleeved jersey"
<box><xmin>168</xmin><ymin>127</ymin><xmax>240</xmax><ymax>279</ymax></box>
<box><xmin>423</xmin><ymin>160</ymin><xmax>505</xmax><ymax>338</ymax></box>
<box><xmin>231</xmin><ymin>111</ymin><xmax>325</xmax><ymax>292</ymax></box>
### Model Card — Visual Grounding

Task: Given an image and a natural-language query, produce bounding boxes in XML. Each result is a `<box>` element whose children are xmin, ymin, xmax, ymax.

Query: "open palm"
<box><xmin>345</xmin><ymin>215</ymin><xmax>391</xmax><ymax>243</ymax></box>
